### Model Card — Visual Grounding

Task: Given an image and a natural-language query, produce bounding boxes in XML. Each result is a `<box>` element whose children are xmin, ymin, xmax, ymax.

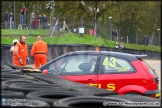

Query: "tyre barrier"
<box><xmin>26</xmin><ymin>90</ymin><xmax>86</xmax><ymax>106</ymax></box>
<box><xmin>1</xmin><ymin>74</ymin><xmax>36</xmax><ymax>81</ymax></box>
<box><xmin>1</xmin><ymin>64</ymin><xmax>161</xmax><ymax>107</ymax></box>
<box><xmin>1</xmin><ymin>68</ymin><xmax>24</xmax><ymax>75</ymax></box>
<box><xmin>6</xmin><ymin>64</ymin><xmax>34</xmax><ymax>70</ymax></box>
<box><xmin>1</xmin><ymin>79</ymin><xmax>49</xmax><ymax>90</ymax></box>
<box><xmin>105</xmin><ymin>94</ymin><xmax>161</xmax><ymax>103</ymax></box>
<box><xmin>1</xmin><ymin>64</ymin><xmax>12</xmax><ymax>69</ymax></box>
<box><xmin>1</xmin><ymin>91</ymin><xmax>25</xmax><ymax>99</ymax></box>
<box><xmin>26</xmin><ymin>73</ymin><xmax>118</xmax><ymax>96</ymax></box>
<box><xmin>52</xmin><ymin>96</ymin><xmax>132</xmax><ymax>107</ymax></box>
<box><xmin>2</xmin><ymin>99</ymin><xmax>50</xmax><ymax>107</ymax></box>
<box><xmin>7</xmin><ymin>84</ymin><xmax>63</xmax><ymax>95</ymax></box>
<box><xmin>1</xmin><ymin>68</ymin><xmax>20</xmax><ymax>72</ymax></box>
<box><xmin>1</xmin><ymin>83</ymin><xmax>9</xmax><ymax>91</ymax></box>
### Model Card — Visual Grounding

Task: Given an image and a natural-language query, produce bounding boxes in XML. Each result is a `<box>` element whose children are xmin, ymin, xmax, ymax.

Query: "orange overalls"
<box><xmin>31</xmin><ymin>40</ymin><xmax>48</xmax><ymax>69</ymax></box>
<box><xmin>13</xmin><ymin>42</ymin><xmax>28</xmax><ymax>66</ymax></box>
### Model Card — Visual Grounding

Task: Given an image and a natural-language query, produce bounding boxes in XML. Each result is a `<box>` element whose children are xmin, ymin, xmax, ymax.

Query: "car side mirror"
<box><xmin>42</xmin><ymin>69</ymin><xmax>49</xmax><ymax>74</ymax></box>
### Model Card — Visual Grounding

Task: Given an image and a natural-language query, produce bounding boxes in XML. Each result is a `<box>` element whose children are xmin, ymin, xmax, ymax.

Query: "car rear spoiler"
<box><xmin>135</xmin><ymin>54</ymin><xmax>147</xmax><ymax>58</ymax></box>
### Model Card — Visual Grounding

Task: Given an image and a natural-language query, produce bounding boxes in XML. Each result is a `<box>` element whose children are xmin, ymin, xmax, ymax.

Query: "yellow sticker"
<box><xmin>103</xmin><ymin>57</ymin><xmax>116</xmax><ymax>68</ymax></box>
<box><xmin>118</xmin><ymin>67</ymin><xmax>124</xmax><ymax>71</ymax></box>
<box><xmin>124</xmin><ymin>68</ymin><xmax>129</xmax><ymax>71</ymax></box>
<box><xmin>118</xmin><ymin>67</ymin><xmax>130</xmax><ymax>72</ymax></box>
<box><xmin>110</xmin><ymin>57</ymin><xmax>116</xmax><ymax>67</ymax></box>
<box><xmin>103</xmin><ymin>57</ymin><xmax>108</xmax><ymax>67</ymax></box>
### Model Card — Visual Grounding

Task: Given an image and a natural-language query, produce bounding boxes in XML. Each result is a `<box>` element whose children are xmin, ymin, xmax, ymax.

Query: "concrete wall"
<box><xmin>1</xmin><ymin>44</ymin><xmax>161</xmax><ymax>65</ymax></box>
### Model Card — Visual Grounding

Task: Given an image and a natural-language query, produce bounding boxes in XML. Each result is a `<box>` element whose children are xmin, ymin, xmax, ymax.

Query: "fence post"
<box><xmin>30</xmin><ymin>11</ymin><xmax>34</xmax><ymax>36</ymax></box>
<box><xmin>127</xmin><ymin>36</ymin><xmax>128</xmax><ymax>43</ymax></box>
<box><xmin>10</xmin><ymin>17</ymin><xmax>12</xmax><ymax>29</ymax></box>
<box><xmin>136</xmin><ymin>30</ymin><xmax>138</xmax><ymax>44</ymax></box>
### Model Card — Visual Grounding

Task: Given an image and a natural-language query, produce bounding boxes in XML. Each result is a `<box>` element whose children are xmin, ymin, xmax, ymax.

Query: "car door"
<box><xmin>97</xmin><ymin>55</ymin><xmax>136</xmax><ymax>92</ymax></box>
<box><xmin>46</xmin><ymin>54</ymin><xmax>99</xmax><ymax>86</ymax></box>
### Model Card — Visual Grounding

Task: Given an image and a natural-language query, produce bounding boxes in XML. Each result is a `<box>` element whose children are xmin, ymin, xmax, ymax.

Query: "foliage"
<box><xmin>1</xmin><ymin>1</ymin><xmax>161</xmax><ymax>46</ymax></box>
<box><xmin>1</xmin><ymin>29</ymin><xmax>161</xmax><ymax>52</ymax></box>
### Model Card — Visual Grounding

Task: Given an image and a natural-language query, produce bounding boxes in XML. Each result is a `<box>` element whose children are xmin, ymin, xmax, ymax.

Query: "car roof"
<box><xmin>59</xmin><ymin>50</ymin><xmax>147</xmax><ymax>61</ymax></box>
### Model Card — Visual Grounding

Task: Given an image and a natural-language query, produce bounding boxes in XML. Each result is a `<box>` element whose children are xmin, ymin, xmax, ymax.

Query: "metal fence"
<box><xmin>1</xmin><ymin>13</ymin><xmax>161</xmax><ymax>46</ymax></box>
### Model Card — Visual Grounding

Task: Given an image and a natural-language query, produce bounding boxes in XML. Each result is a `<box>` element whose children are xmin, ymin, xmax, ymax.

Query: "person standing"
<box><xmin>9</xmin><ymin>12</ymin><xmax>14</xmax><ymax>29</ymax></box>
<box><xmin>13</xmin><ymin>36</ymin><xmax>29</xmax><ymax>66</ymax></box>
<box><xmin>31</xmin><ymin>36</ymin><xmax>48</xmax><ymax>69</ymax></box>
<box><xmin>20</xmin><ymin>6</ymin><xmax>28</xmax><ymax>24</ymax></box>
<box><xmin>4</xmin><ymin>11</ymin><xmax>9</xmax><ymax>29</ymax></box>
<box><xmin>10</xmin><ymin>39</ymin><xmax>18</xmax><ymax>65</ymax></box>
<box><xmin>31</xmin><ymin>13</ymin><xmax>35</xmax><ymax>29</ymax></box>
<box><xmin>145</xmin><ymin>35</ymin><xmax>149</xmax><ymax>46</ymax></box>
<box><xmin>115</xmin><ymin>30</ymin><xmax>118</xmax><ymax>42</ymax></box>
<box><xmin>112</xmin><ymin>30</ymin><xmax>115</xmax><ymax>40</ymax></box>
<box><xmin>10</xmin><ymin>39</ymin><xmax>18</xmax><ymax>53</ymax></box>
<box><xmin>42</xmin><ymin>14</ymin><xmax>48</xmax><ymax>29</ymax></box>
<box><xmin>38</xmin><ymin>14</ymin><xmax>42</xmax><ymax>29</ymax></box>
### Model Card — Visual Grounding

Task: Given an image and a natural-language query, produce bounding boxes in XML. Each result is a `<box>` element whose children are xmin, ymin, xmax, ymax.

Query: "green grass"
<box><xmin>1</xmin><ymin>29</ymin><xmax>161</xmax><ymax>52</ymax></box>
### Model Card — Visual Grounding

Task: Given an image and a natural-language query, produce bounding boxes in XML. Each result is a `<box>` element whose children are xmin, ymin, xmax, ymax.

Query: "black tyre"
<box><xmin>4</xmin><ymin>99</ymin><xmax>50</xmax><ymax>107</ymax></box>
<box><xmin>7</xmin><ymin>84</ymin><xmax>63</xmax><ymax>95</ymax></box>
<box><xmin>1</xmin><ymin>79</ymin><xmax>46</xmax><ymax>90</ymax></box>
<box><xmin>1</xmin><ymin>91</ymin><xmax>25</xmax><ymax>99</ymax></box>
<box><xmin>107</xmin><ymin>94</ymin><xmax>161</xmax><ymax>103</ymax></box>
<box><xmin>1</xmin><ymin>69</ymin><xmax>24</xmax><ymax>75</ymax></box>
<box><xmin>1</xmin><ymin>83</ymin><xmax>9</xmax><ymax>91</ymax></box>
<box><xmin>26</xmin><ymin>90</ymin><xmax>85</xmax><ymax>106</ymax></box>
<box><xmin>53</xmin><ymin>96</ymin><xmax>132</xmax><ymax>107</ymax></box>
<box><xmin>1</xmin><ymin>74</ymin><xmax>35</xmax><ymax>81</ymax></box>
<box><xmin>1</xmin><ymin>68</ymin><xmax>17</xmax><ymax>72</ymax></box>
<box><xmin>1</xmin><ymin>71</ymin><xmax>24</xmax><ymax>75</ymax></box>
<box><xmin>1</xmin><ymin>65</ymin><xmax>12</xmax><ymax>69</ymax></box>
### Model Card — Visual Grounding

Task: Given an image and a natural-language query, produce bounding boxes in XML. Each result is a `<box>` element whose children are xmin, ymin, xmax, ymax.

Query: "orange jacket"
<box><xmin>31</xmin><ymin>40</ymin><xmax>48</xmax><ymax>56</ymax></box>
<box><xmin>13</xmin><ymin>42</ymin><xmax>28</xmax><ymax>66</ymax></box>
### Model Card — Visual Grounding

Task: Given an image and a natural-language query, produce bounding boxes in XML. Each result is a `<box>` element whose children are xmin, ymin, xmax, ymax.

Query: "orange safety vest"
<box><xmin>13</xmin><ymin>42</ymin><xmax>28</xmax><ymax>66</ymax></box>
<box><xmin>31</xmin><ymin>40</ymin><xmax>48</xmax><ymax>56</ymax></box>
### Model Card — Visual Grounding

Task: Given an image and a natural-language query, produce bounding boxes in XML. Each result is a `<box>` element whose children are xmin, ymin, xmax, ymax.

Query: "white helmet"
<box><xmin>13</xmin><ymin>39</ymin><xmax>18</xmax><ymax>44</ymax></box>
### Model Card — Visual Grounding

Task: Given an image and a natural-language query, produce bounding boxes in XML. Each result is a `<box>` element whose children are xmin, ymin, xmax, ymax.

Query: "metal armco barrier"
<box><xmin>1</xmin><ymin>44</ymin><xmax>161</xmax><ymax>65</ymax></box>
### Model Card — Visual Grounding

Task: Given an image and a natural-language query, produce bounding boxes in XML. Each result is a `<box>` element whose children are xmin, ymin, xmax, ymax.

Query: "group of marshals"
<box><xmin>11</xmin><ymin>36</ymin><xmax>48</xmax><ymax>69</ymax></box>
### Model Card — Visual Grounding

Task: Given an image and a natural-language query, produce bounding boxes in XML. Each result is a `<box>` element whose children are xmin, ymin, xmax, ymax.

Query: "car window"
<box><xmin>48</xmin><ymin>54</ymin><xmax>98</xmax><ymax>75</ymax></box>
<box><xmin>140</xmin><ymin>59</ymin><xmax>158</xmax><ymax>77</ymax></box>
<box><xmin>101</xmin><ymin>56</ymin><xmax>135</xmax><ymax>73</ymax></box>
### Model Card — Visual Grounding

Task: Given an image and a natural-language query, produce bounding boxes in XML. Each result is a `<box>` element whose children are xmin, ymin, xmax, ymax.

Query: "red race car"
<box><xmin>39</xmin><ymin>51</ymin><xmax>160</xmax><ymax>98</ymax></box>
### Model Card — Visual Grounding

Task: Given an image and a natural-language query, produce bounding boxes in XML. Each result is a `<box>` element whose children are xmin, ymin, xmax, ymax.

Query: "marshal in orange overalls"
<box><xmin>31</xmin><ymin>40</ymin><xmax>48</xmax><ymax>69</ymax></box>
<box><xmin>13</xmin><ymin>42</ymin><xmax>28</xmax><ymax>66</ymax></box>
